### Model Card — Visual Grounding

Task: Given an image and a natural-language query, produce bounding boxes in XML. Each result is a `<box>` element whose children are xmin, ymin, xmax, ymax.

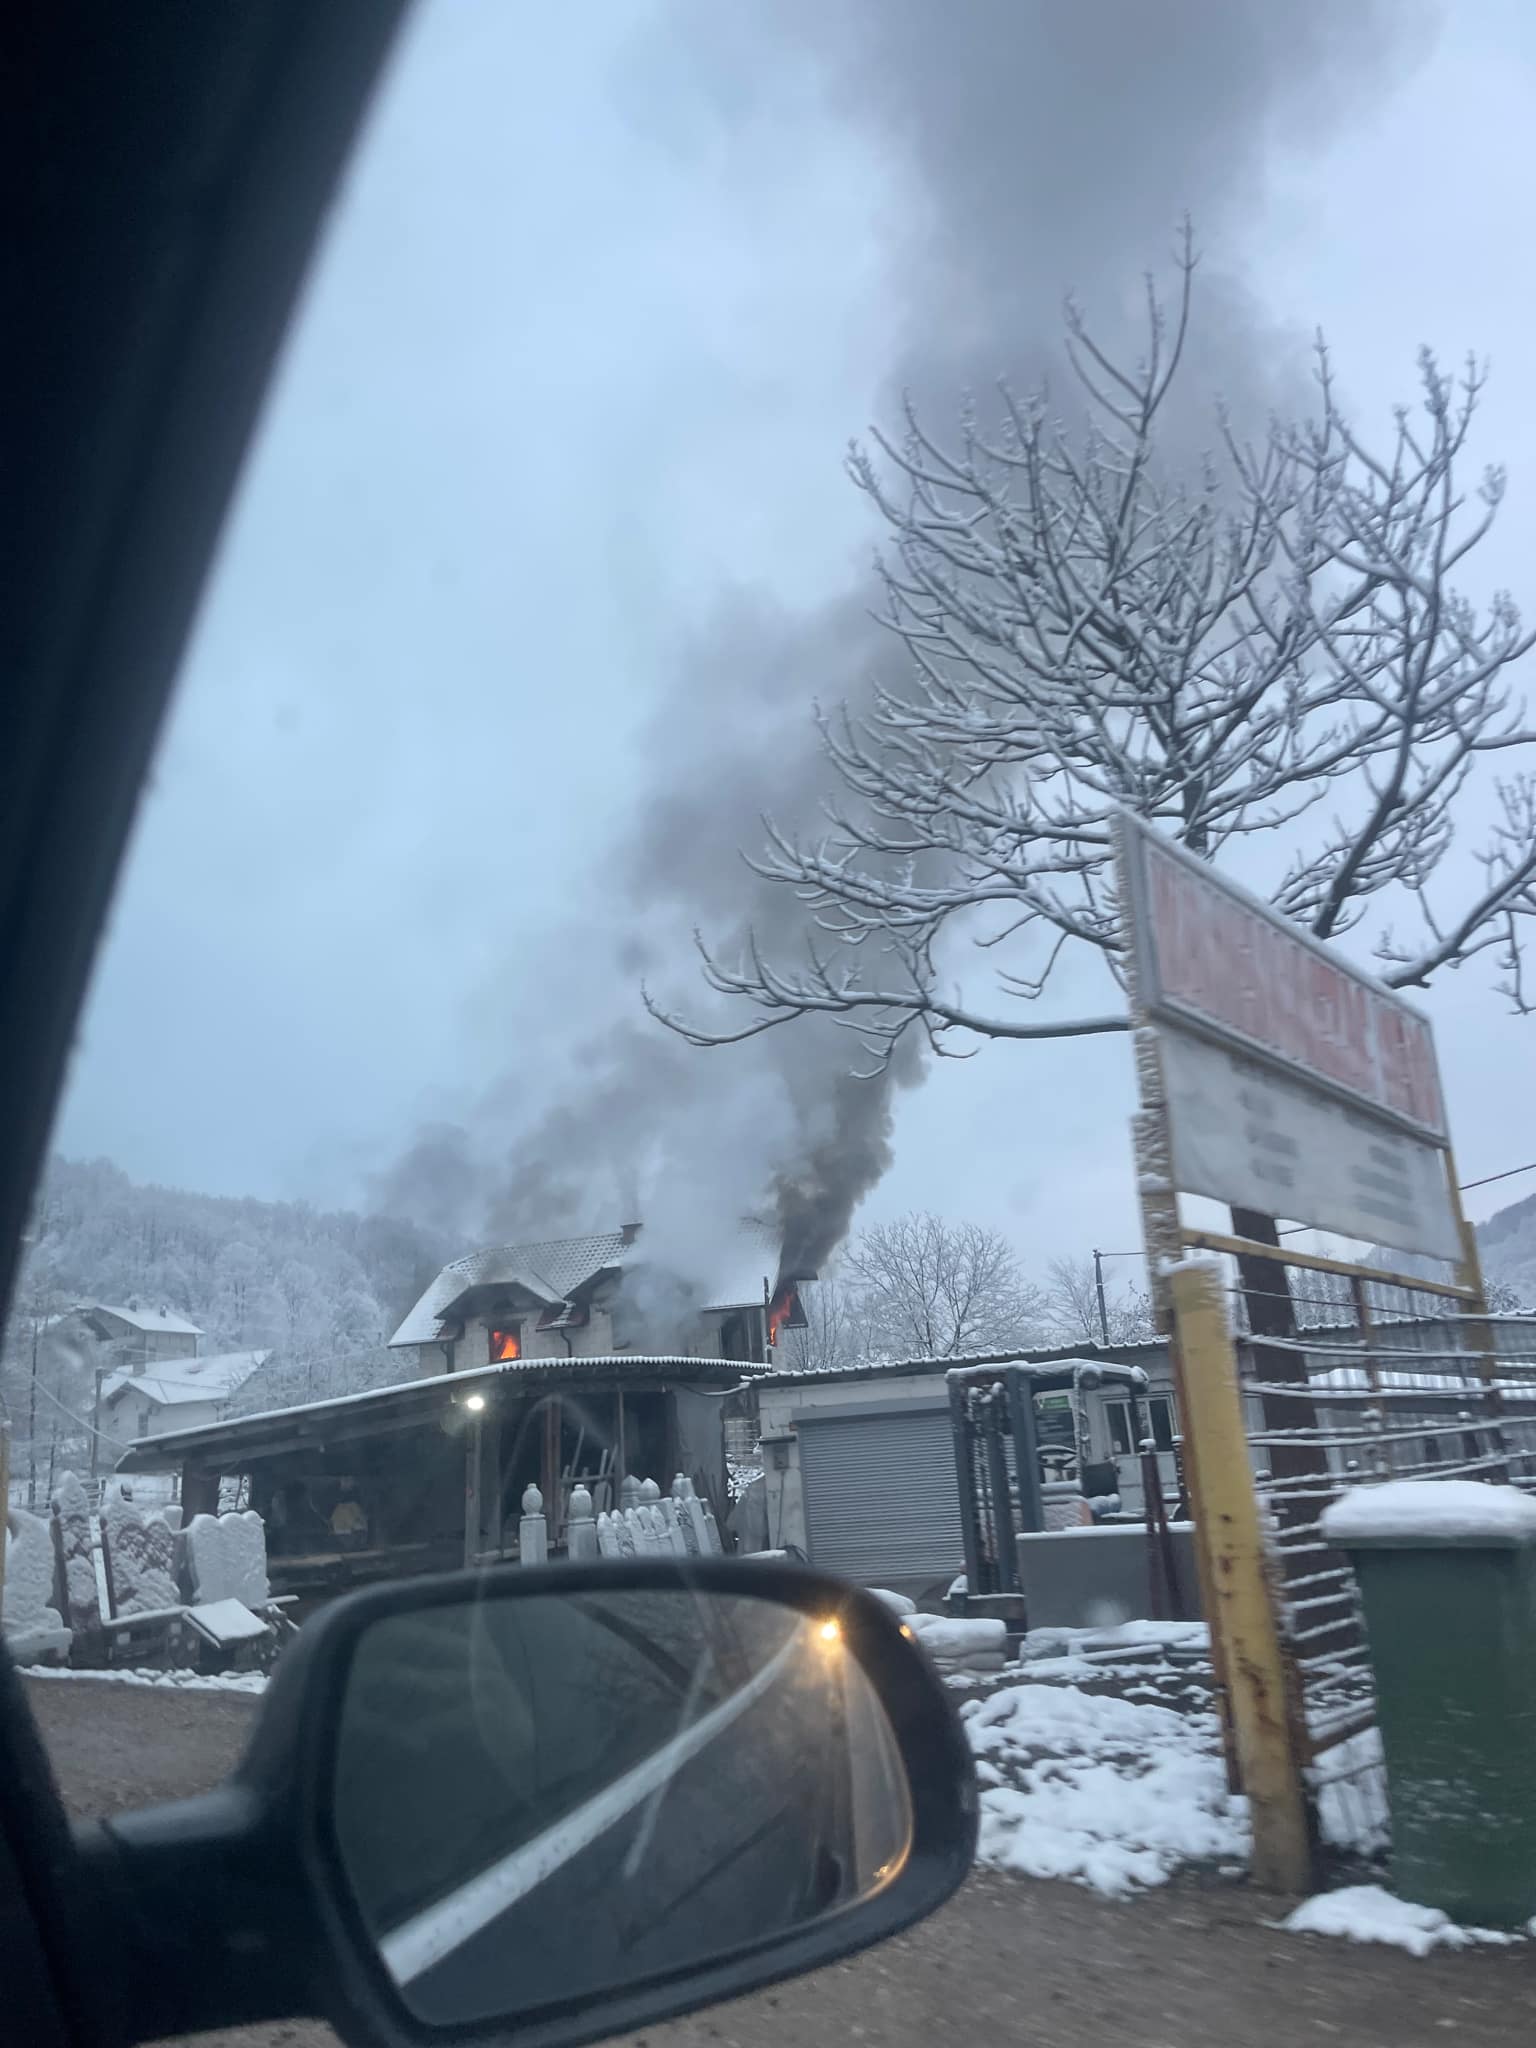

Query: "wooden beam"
<box><xmin>1181</xmin><ymin>1228</ymin><xmax>1477</xmax><ymax>1303</ymax></box>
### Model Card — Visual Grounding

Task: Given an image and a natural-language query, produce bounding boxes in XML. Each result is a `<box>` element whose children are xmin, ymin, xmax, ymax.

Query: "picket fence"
<box><xmin>517</xmin><ymin>1473</ymin><xmax>721</xmax><ymax>1567</ymax></box>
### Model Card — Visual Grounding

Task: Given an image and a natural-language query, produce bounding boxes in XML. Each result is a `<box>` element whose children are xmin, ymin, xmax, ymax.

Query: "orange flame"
<box><xmin>768</xmin><ymin>1284</ymin><xmax>796</xmax><ymax>1348</ymax></box>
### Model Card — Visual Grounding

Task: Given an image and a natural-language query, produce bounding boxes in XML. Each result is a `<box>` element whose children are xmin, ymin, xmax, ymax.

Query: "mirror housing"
<box><xmin>76</xmin><ymin>1559</ymin><xmax>977</xmax><ymax>2048</ymax></box>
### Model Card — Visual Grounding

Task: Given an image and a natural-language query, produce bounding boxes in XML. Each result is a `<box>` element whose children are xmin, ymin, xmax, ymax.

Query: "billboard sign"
<box><xmin>1115</xmin><ymin>813</ymin><xmax>1461</xmax><ymax>1264</ymax></box>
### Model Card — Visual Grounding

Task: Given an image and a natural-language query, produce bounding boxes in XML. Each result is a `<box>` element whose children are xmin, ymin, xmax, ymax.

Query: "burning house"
<box><xmin>388</xmin><ymin>1221</ymin><xmax>810</xmax><ymax>1373</ymax></box>
<box><xmin>112</xmin><ymin>1220</ymin><xmax>811</xmax><ymax>1599</ymax></box>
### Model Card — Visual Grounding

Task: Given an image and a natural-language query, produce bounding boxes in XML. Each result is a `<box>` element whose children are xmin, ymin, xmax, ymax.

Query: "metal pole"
<box><xmin>1004</xmin><ymin>1370</ymin><xmax>1044</xmax><ymax>1538</ymax></box>
<box><xmin>89</xmin><ymin>1365</ymin><xmax>106</xmax><ymax>1482</ymax></box>
<box><xmin>1169</xmin><ymin>1259</ymin><xmax>1316</xmax><ymax>1893</ymax></box>
<box><xmin>1093</xmin><ymin>1249</ymin><xmax>1110</xmax><ymax>1346</ymax></box>
<box><xmin>464</xmin><ymin>1411</ymin><xmax>482</xmax><ymax>1570</ymax></box>
<box><xmin>948</xmin><ymin>1377</ymin><xmax>983</xmax><ymax>1606</ymax></box>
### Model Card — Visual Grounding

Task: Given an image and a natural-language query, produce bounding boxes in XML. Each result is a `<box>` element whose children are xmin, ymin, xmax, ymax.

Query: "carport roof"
<box><xmin>115</xmin><ymin>1352</ymin><xmax>763</xmax><ymax>1474</ymax></box>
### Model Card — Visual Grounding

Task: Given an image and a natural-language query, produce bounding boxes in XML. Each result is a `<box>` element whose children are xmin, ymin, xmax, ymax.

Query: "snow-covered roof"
<box><xmin>765</xmin><ymin>1337</ymin><xmax>1167</xmax><ymax>1390</ymax></box>
<box><xmin>103</xmin><ymin>1350</ymin><xmax>269</xmax><ymax>1409</ymax></box>
<box><xmin>389</xmin><ymin>1233</ymin><xmax>630</xmax><ymax>1347</ymax></box>
<box><xmin>75</xmin><ymin>1299</ymin><xmax>203</xmax><ymax>1337</ymax></box>
<box><xmin>390</xmin><ymin>1220</ymin><xmax>786</xmax><ymax>1348</ymax></box>
<box><xmin>116</xmin><ymin>1351</ymin><xmax>765</xmax><ymax>1470</ymax></box>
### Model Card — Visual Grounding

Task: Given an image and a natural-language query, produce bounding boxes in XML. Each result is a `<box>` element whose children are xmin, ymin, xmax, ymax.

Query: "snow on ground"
<box><xmin>21</xmin><ymin>1664</ymin><xmax>267</xmax><ymax>1695</ymax></box>
<box><xmin>960</xmin><ymin>1677</ymin><xmax>1247</xmax><ymax>1896</ymax></box>
<box><xmin>1283</xmin><ymin>1886</ymin><xmax>1523</xmax><ymax>1956</ymax></box>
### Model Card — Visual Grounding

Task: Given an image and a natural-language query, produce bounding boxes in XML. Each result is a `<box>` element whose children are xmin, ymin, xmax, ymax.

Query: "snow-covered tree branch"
<box><xmin>652</xmin><ymin>231</ymin><xmax>1536</xmax><ymax>1062</ymax></box>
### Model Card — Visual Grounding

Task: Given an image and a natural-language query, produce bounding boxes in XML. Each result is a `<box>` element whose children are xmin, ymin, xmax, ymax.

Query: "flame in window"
<box><xmin>488</xmin><ymin>1326</ymin><xmax>522</xmax><ymax>1362</ymax></box>
<box><xmin>768</xmin><ymin>1284</ymin><xmax>801</xmax><ymax>1347</ymax></box>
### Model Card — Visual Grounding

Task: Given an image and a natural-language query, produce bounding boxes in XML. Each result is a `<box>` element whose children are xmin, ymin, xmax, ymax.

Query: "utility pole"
<box><xmin>88</xmin><ymin>1364</ymin><xmax>107</xmax><ymax>1482</ymax></box>
<box><xmin>27</xmin><ymin>1317</ymin><xmax>39</xmax><ymax>1509</ymax></box>
<box><xmin>1092</xmin><ymin>1249</ymin><xmax>1111</xmax><ymax>1347</ymax></box>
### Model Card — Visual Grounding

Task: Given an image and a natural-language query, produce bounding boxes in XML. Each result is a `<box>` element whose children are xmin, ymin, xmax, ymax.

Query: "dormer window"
<box><xmin>488</xmin><ymin>1323</ymin><xmax>522</xmax><ymax>1363</ymax></box>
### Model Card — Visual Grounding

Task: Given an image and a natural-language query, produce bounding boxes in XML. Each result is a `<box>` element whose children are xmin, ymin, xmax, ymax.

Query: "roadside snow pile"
<box><xmin>869</xmin><ymin>1589</ymin><xmax>916</xmax><ymax>1616</ymax></box>
<box><xmin>1283</xmin><ymin>1886</ymin><xmax>1521</xmax><ymax>1956</ymax></box>
<box><xmin>906</xmin><ymin>1613</ymin><xmax>1008</xmax><ymax>1676</ymax></box>
<box><xmin>962</xmin><ymin>1681</ymin><xmax>1246</xmax><ymax>1895</ymax></box>
<box><xmin>22</xmin><ymin>1664</ymin><xmax>268</xmax><ymax>1695</ymax></box>
<box><xmin>1322</xmin><ymin>1480</ymin><xmax>1536</xmax><ymax>1547</ymax></box>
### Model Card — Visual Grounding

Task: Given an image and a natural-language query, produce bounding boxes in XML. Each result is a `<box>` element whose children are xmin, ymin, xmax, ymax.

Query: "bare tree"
<box><xmin>840</xmin><ymin>1212</ymin><xmax>1046</xmax><ymax>1359</ymax></box>
<box><xmin>655</xmin><ymin>232</ymin><xmax>1536</xmax><ymax>1064</ymax></box>
<box><xmin>776</xmin><ymin>1271</ymin><xmax>877</xmax><ymax>1375</ymax></box>
<box><xmin>1044</xmin><ymin>1255</ymin><xmax>1154</xmax><ymax>1348</ymax></box>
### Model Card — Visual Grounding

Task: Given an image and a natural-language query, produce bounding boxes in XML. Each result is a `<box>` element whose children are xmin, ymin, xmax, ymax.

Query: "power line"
<box><xmin>1459</xmin><ymin>1161</ymin><xmax>1536</xmax><ymax>1195</ymax></box>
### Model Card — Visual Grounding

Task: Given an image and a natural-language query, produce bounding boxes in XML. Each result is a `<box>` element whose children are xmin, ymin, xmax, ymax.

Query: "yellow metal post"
<box><xmin>1169</xmin><ymin>1258</ymin><xmax>1316</xmax><ymax>1894</ymax></box>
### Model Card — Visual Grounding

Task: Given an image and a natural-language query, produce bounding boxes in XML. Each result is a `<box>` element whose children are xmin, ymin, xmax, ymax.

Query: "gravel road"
<box><xmin>24</xmin><ymin>1675</ymin><xmax>1536</xmax><ymax>2048</ymax></box>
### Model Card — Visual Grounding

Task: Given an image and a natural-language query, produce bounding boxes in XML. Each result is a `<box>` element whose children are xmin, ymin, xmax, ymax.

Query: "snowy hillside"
<box><xmin>1478</xmin><ymin>1189</ymin><xmax>1536</xmax><ymax>1307</ymax></box>
<box><xmin>2</xmin><ymin>1158</ymin><xmax>448</xmax><ymax>1483</ymax></box>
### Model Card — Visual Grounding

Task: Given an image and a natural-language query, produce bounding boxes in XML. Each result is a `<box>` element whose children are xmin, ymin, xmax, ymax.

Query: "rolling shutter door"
<box><xmin>797</xmin><ymin>1409</ymin><xmax>964</xmax><ymax>1581</ymax></box>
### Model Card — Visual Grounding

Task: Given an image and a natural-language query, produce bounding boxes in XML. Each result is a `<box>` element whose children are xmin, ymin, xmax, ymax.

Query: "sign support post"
<box><xmin>1168</xmin><ymin>1258</ymin><xmax>1317</xmax><ymax>1894</ymax></box>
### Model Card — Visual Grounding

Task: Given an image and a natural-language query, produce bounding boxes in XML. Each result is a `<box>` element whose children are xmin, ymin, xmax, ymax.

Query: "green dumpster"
<box><xmin>1322</xmin><ymin>1478</ymin><xmax>1536</xmax><ymax>1926</ymax></box>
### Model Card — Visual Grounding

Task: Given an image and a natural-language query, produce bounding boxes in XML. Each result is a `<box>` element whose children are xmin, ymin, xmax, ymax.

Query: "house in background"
<box><xmin>390</xmin><ymin>1221</ymin><xmax>810</xmax><ymax>1375</ymax></box>
<box><xmin>100</xmin><ymin>1348</ymin><xmax>269</xmax><ymax>1443</ymax></box>
<box><xmin>58</xmin><ymin>1298</ymin><xmax>202</xmax><ymax>1370</ymax></box>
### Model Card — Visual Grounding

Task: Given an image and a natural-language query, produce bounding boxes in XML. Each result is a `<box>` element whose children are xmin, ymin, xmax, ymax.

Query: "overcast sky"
<box><xmin>54</xmin><ymin>0</ymin><xmax>1536</xmax><ymax>1273</ymax></box>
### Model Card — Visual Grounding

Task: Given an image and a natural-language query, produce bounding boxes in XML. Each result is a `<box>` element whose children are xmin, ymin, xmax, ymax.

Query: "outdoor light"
<box><xmin>817</xmin><ymin>1617</ymin><xmax>841</xmax><ymax>1645</ymax></box>
<box><xmin>464</xmin><ymin>1394</ymin><xmax>486</xmax><ymax>1413</ymax></box>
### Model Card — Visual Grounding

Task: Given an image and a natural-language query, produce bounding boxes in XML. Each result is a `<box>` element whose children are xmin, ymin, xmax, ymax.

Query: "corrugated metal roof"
<box><xmin>764</xmin><ymin>1337</ymin><xmax>1169</xmax><ymax>1389</ymax></box>
<box><xmin>115</xmin><ymin>1351</ymin><xmax>767</xmax><ymax>1472</ymax></box>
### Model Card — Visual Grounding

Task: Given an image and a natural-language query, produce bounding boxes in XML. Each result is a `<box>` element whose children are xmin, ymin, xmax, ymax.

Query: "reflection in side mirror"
<box><xmin>331</xmin><ymin>1585</ymin><xmax>915</xmax><ymax>2030</ymax></box>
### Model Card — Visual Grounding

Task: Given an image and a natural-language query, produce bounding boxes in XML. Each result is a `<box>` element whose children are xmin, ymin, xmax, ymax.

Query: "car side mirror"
<box><xmin>75</xmin><ymin>1559</ymin><xmax>977</xmax><ymax>2047</ymax></box>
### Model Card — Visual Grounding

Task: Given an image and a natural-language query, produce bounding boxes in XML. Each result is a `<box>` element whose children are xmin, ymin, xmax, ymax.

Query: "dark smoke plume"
<box><xmin>377</xmin><ymin>0</ymin><xmax>1430</xmax><ymax>1283</ymax></box>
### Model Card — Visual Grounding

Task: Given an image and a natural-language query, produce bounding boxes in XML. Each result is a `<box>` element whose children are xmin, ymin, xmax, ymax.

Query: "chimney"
<box><xmin>620</xmin><ymin>1222</ymin><xmax>641</xmax><ymax>1247</ymax></box>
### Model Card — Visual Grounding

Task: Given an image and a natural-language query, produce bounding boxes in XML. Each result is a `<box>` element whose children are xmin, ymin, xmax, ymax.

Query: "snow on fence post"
<box><xmin>519</xmin><ymin>1484</ymin><xmax>548</xmax><ymax>1567</ymax></box>
<box><xmin>596</xmin><ymin>1511</ymin><xmax>623</xmax><ymax>1559</ymax></box>
<box><xmin>620</xmin><ymin>1474</ymin><xmax>642</xmax><ymax>1512</ymax></box>
<box><xmin>567</xmin><ymin>1484</ymin><xmax>598</xmax><ymax>1562</ymax></box>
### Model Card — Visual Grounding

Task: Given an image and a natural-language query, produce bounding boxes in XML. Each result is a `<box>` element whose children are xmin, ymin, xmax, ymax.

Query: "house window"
<box><xmin>488</xmin><ymin>1324</ymin><xmax>522</xmax><ymax>1363</ymax></box>
<box><xmin>1105</xmin><ymin>1393</ymin><xmax>1177</xmax><ymax>1457</ymax></box>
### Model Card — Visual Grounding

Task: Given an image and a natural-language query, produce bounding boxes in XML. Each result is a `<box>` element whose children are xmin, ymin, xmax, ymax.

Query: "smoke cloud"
<box><xmin>376</xmin><ymin>0</ymin><xmax>1431</xmax><ymax>1283</ymax></box>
